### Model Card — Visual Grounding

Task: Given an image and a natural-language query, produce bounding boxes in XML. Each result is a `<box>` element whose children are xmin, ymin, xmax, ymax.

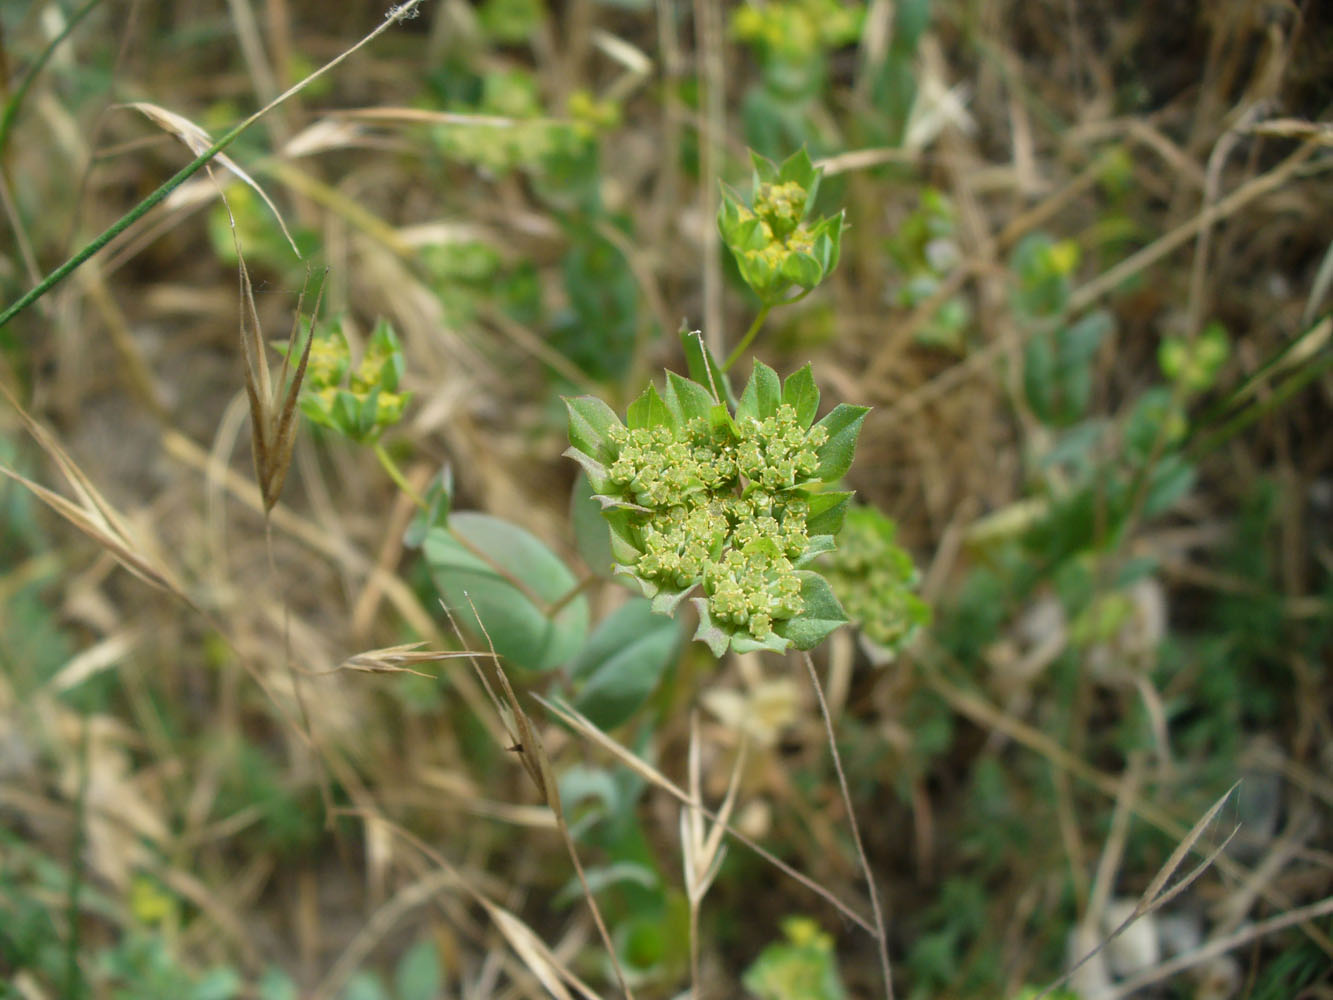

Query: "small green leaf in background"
<box><xmin>341</xmin><ymin>971</ymin><xmax>389</xmax><ymax>1000</ymax></box>
<box><xmin>567</xmin><ymin>597</ymin><xmax>682</xmax><ymax>729</ymax></box>
<box><xmin>1011</xmin><ymin>232</ymin><xmax>1078</xmax><ymax>318</ymax></box>
<box><xmin>1159</xmin><ymin>319</ymin><xmax>1230</xmax><ymax>393</ymax></box>
<box><xmin>743</xmin><ymin>915</ymin><xmax>847</xmax><ymax>1000</ymax></box>
<box><xmin>425</xmin><ymin>512</ymin><xmax>589</xmax><ymax>671</ymax></box>
<box><xmin>550</xmin><ymin>226</ymin><xmax>640</xmax><ymax>382</ymax></box>
<box><xmin>257</xmin><ymin>968</ymin><xmax>299</xmax><ymax>1000</ymax></box>
<box><xmin>404</xmin><ymin>464</ymin><xmax>453</xmax><ymax>550</ymax></box>
<box><xmin>1023</xmin><ymin>309</ymin><xmax>1112</xmax><ymax>427</ymax></box>
<box><xmin>394</xmin><ymin>938</ymin><xmax>442</xmax><ymax>1000</ymax></box>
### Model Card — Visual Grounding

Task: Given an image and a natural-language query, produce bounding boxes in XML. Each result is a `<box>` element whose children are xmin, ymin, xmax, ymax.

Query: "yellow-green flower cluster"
<box><xmin>823</xmin><ymin>507</ymin><xmax>930</xmax><ymax>650</ymax></box>
<box><xmin>298</xmin><ymin>317</ymin><xmax>410</xmax><ymax>443</ymax></box>
<box><xmin>717</xmin><ymin>149</ymin><xmax>844</xmax><ymax>306</ymax></box>
<box><xmin>605</xmin><ymin>404</ymin><xmax>825</xmax><ymax>640</ymax></box>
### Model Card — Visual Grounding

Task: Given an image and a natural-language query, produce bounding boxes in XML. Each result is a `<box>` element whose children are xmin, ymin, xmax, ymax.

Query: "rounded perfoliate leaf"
<box><xmin>571</xmin><ymin>471</ymin><xmax>615</xmax><ymax>576</ymax></box>
<box><xmin>568</xmin><ymin>597</ymin><xmax>682</xmax><ymax>729</ymax></box>
<box><xmin>425</xmin><ymin>513</ymin><xmax>588</xmax><ymax>671</ymax></box>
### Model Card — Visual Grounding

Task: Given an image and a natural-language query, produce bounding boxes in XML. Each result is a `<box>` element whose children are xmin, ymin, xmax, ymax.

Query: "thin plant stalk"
<box><xmin>803</xmin><ymin>650</ymin><xmax>894</xmax><ymax>999</ymax></box>
<box><xmin>0</xmin><ymin>0</ymin><xmax>428</xmax><ymax>331</ymax></box>
<box><xmin>722</xmin><ymin>304</ymin><xmax>770</xmax><ymax>372</ymax></box>
<box><xmin>373</xmin><ymin>442</ymin><xmax>427</xmax><ymax>509</ymax></box>
<box><xmin>0</xmin><ymin>0</ymin><xmax>107</xmax><ymax>158</ymax></box>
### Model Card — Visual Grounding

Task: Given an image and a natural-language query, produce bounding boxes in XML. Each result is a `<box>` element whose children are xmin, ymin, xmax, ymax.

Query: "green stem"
<box><xmin>0</xmin><ymin>118</ymin><xmax>252</xmax><ymax>332</ymax></box>
<box><xmin>547</xmin><ymin>572</ymin><xmax>598</xmax><ymax>617</ymax></box>
<box><xmin>0</xmin><ymin>0</ymin><xmax>106</xmax><ymax>159</ymax></box>
<box><xmin>722</xmin><ymin>304</ymin><xmax>771</xmax><ymax>372</ymax></box>
<box><xmin>373</xmin><ymin>441</ymin><xmax>427</xmax><ymax>510</ymax></box>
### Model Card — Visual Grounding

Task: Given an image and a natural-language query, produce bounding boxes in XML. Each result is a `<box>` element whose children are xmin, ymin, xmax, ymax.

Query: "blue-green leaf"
<box><xmin>571</xmin><ymin>472</ymin><xmax>614</xmax><ymax>576</ymax></box>
<box><xmin>404</xmin><ymin>464</ymin><xmax>453</xmax><ymax>549</ymax></box>
<box><xmin>569</xmin><ymin>597</ymin><xmax>682</xmax><ymax>729</ymax></box>
<box><xmin>394</xmin><ymin>939</ymin><xmax>442</xmax><ymax>1000</ymax></box>
<box><xmin>424</xmin><ymin>513</ymin><xmax>589</xmax><ymax>672</ymax></box>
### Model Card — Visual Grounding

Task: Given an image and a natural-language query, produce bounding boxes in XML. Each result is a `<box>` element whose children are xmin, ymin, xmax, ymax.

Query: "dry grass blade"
<box><xmin>0</xmin><ymin>382</ymin><xmax>185</xmax><ymax>600</ymax></box>
<box><xmin>325</xmin><ymin>642</ymin><xmax>482</xmax><ymax>678</ymax></box>
<box><xmin>535</xmin><ymin>692</ymin><xmax>876</xmax><ymax>935</ymax></box>
<box><xmin>440</xmin><ymin>598</ymin><xmax>636</xmax><ymax>999</ymax></box>
<box><xmin>681</xmin><ymin>712</ymin><xmax>745</xmax><ymax>996</ymax></box>
<box><xmin>1304</xmin><ymin>239</ymin><xmax>1333</xmax><ymax>324</ymax></box>
<box><xmin>1038</xmin><ymin>782</ymin><xmax>1240</xmax><ymax>1000</ymax></box>
<box><xmin>237</xmin><ymin>262</ymin><xmax>324</xmax><ymax>513</ymax></box>
<box><xmin>328</xmin><ymin>814</ymin><xmax>604</xmax><ymax>1000</ymax></box>
<box><xmin>124</xmin><ymin>101</ymin><xmax>300</xmax><ymax>256</ymax></box>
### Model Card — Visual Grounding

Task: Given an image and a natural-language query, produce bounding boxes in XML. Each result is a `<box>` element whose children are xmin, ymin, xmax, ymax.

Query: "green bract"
<box><xmin>564</xmin><ymin>360</ymin><xmax>867</xmax><ymax>656</ymax></box>
<box><xmin>718</xmin><ymin>149</ymin><xmax>844</xmax><ymax>305</ymax></box>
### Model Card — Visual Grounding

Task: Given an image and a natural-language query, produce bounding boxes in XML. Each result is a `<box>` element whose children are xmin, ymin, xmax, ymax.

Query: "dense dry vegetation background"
<box><xmin>1</xmin><ymin>1</ymin><xmax>1331</xmax><ymax>997</ymax></box>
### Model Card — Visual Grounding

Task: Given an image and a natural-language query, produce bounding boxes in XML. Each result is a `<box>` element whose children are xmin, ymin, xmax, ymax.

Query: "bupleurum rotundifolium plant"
<box><xmin>564</xmin><ymin>357</ymin><xmax>868</xmax><ymax>656</ymax></box>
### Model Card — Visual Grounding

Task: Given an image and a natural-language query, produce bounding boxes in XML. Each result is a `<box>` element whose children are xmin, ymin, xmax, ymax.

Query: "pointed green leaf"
<box><xmin>604</xmin><ymin>508</ymin><xmax>646</xmax><ymax>565</ymax></box>
<box><xmin>568</xmin><ymin>598</ymin><xmax>682</xmax><ymax>729</ymax></box>
<box><xmin>565</xmin><ymin>395</ymin><xmax>622</xmax><ymax>462</ymax></box>
<box><xmin>689</xmin><ymin>598</ymin><xmax>733</xmax><ymax>657</ymax></box>
<box><xmin>562</xmin><ymin>447</ymin><xmax>610</xmax><ymax>494</ymax></box>
<box><xmin>737</xmin><ymin>360</ymin><xmax>782</xmax><ymax>422</ymax></box>
<box><xmin>424</xmin><ymin>513</ymin><xmax>589</xmax><ymax>672</ymax></box>
<box><xmin>795</xmin><ymin>534</ymin><xmax>838</xmax><ymax>566</ymax></box>
<box><xmin>814</xmin><ymin>404</ymin><xmax>870</xmax><ymax>482</ymax></box>
<box><xmin>782</xmin><ymin>364</ymin><xmax>820</xmax><ymax>426</ymax></box>
<box><xmin>806</xmin><ymin>490</ymin><xmax>853</xmax><ymax>537</ymax></box>
<box><xmin>778</xmin><ymin>147</ymin><xmax>818</xmax><ymax>199</ymax></box>
<box><xmin>776</xmin><ymin>572</ymin><xmax>848</xmax><ymax>650</ymax></box>
<box><xmin>626</xmin><ymin>383</ymin><xmax>672</xmax><ymax>430</ymax></box>
<box><xmin>751</xmin><ymin>149</ymin><xmax>780</xmax><ymax>185</ymax></box>
<box><xmin>664</xmin><ymin>371</ymin><xmax>716</xmax><ymax>425</ymax></box>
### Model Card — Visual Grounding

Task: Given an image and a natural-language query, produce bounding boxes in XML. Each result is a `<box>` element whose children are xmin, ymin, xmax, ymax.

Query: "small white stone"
<box><xmin>1101</xmin><ymin>899</ymin><xmax>1160</xmax><ymax>978</ymax></box>
<box><xmin>1065</xmin><ymin>924</ymin><xmax>1114</xmax><ymax>1000</ymax></box>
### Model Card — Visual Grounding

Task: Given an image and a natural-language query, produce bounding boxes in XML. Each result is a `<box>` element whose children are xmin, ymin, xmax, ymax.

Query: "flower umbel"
<box><xmin>565</xmin><ymin>359</ymin><xmax>868</xmax><ymax>655</ymax></box>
